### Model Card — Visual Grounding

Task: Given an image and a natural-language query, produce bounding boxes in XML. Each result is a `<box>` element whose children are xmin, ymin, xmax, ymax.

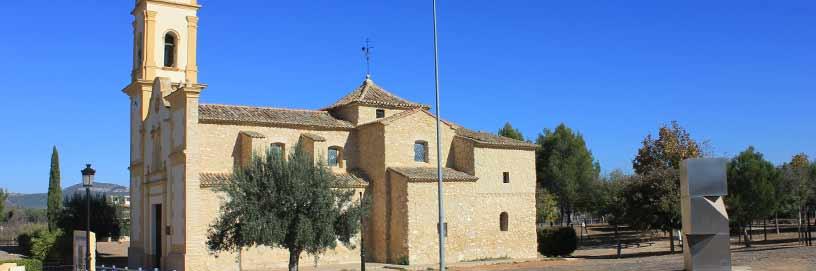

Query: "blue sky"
<box><xmin>1</xmin><ymin>1</ymin><xmax>814</xmax><ymax>193</ymax></box>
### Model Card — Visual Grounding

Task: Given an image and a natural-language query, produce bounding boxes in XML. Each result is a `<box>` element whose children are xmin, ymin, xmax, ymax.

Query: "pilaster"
<box><xmin>185</xmin><ymin>16</ymin><xmax>199</xmax><ymax>84</ymax></box>
<box><xmin>142</xmin><ymin>10</ymin><xmax>158</xmax><ymax>80</ymax></box>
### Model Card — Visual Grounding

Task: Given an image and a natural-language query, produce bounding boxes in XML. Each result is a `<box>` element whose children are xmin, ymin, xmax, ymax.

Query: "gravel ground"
<box><xmin>454</xmin><ymin>233</ymin><xmax>816</xmax><ymax>271</ymax></box>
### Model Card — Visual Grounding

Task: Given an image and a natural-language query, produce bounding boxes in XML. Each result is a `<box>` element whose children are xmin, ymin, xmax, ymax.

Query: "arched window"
<box><xmin>500</xmin><ymin>212</ymin><xmax>509</xmax><ymax>232</ymax></box>
<box><xmin>163</xmin><ymin>33</ymin><xmax>176</xmax><ymax>67</ymax></box>
<box><xmin>270</xmin><ymin>143</ymin><xmax>286</xmax><ymax>158</ymax></box>
<box><xmin>414</xmin><ymin>140</ymin><xmax>428</xmax><ymax>162</ymax></box>
<box><xmin>328</xmin><ymin>146</ymin><xmax>343</xmax><ymax>167</ymax></box>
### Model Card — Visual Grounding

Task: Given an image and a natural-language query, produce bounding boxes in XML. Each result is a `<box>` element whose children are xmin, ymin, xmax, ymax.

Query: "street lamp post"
<box><xmin>82</xmin><ymin>164</ymin><xmax>95</xmax><ymax>271</ymax></box>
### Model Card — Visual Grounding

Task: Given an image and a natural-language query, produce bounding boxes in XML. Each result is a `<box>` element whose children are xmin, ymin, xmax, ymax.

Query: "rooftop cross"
<box><xmin>362</xmin><ymin>38</ymin><xmax>374</xmax><ymax>79</ymax></box>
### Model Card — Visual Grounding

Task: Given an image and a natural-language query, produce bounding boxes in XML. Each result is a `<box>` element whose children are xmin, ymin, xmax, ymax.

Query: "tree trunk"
<box><xmin>775</xmin><ymin>213</ymin><xmax>780</xmax><ymax>235</ymax></box>
<box><xmin>763</xmin><ymin>219</ymin><xmax>767</xmax><ymax>241</ymax></box>
<box><xmin>743</xmin><ymin>226</ymin><xmax>752</xmax><ymax>248</ymax></box>
<box><xmin>737</xmin><ymin>224</ymin><xmax>742</xmax><ymax>244</ymax></box>
<box><xmin>748</xmin><ymin>223</ymin><xmax>753</xmax><ymax>241</ymax></box>
<box><xmin>614</xmin><ymin>224</ymin><xmax>621</xmax><ymax>259</ymax></box>
<box><xmin>807</xmin><ymin>208</ymin><xmax>812</xmax><ymax>246</ymax></box>
<box><xmin>799</xmin><ymin>208</ymin><xmax>804</xmax><ymax>244</ymax></box>
<box><xmin>289</xmin><ymin>248</ymin><xmax>302</xmax><ymax>271</ymax></box>
<box><xmin>669</xmin><ymin>230</ymin><xmax>675</xmax><ymax>253</ymax></box>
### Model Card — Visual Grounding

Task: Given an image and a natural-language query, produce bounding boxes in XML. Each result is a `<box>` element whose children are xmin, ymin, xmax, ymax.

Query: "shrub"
<box><xmin>0</xmin><ymin>259</ymin><xmax>43</xmax><ymax>271</ymax></box>
<box><xmin>537</xmin><ymin>227</ymin><xmax>577</xmax><ymax>257</ymax></box>
<box><xmin>16</xmin><ymin>224</ymin><xmax>47</xmax><ymax>256</ymax></box>
<box><xmin>30</xmin><ymin>229</ymin><xmax>62</xmax><ymax>261</ymax></box>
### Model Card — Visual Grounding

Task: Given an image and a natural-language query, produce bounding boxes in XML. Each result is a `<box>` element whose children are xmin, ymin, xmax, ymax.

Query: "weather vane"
<box><xmin>362</xmin><ymin>38</ymin><xmax>374</xmax><ymax>79</ymax></box>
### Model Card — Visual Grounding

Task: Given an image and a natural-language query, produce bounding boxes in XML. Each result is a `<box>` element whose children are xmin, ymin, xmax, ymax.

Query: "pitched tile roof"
<box><xmin>389</xmin><ymin>167</ymin><xmax>478</xmax><ymax>182</ymax></box>
<box><xmin>324</xmin><ymin>79</ymin><xmax>429</xmax><ymax>110</ymax></box>
<box><xmin>199</xmin><ymin>104</ymin><xmax>353</xmax><ymax>130</ymax></box>
<box><xmin>335</xmin><ymin>168</ymin><xmax>370</xmax><ymax>188</ymax></box>
<box><xmin>455</xmin><ymin>128</ymin><xmax>538</xmax><ymax>150</ymax></box>
<box><xmin>199</xmin><ymin>171</ymin><xmax>369</xmax><ymax>188</ymax></box>
<box><xmin>199</xmin><ymin>169</ymin><xmax>369</xmax><ymax>188</ymax></box>
<box><xmin>239</xmin><ymin>131</ymin><xmax>266</xmax><ymax>138</ymax></box>
<box><xmin>357</xmin><ymin>108</ymin><xmax>456</xmax><ymax>128</ymax></box>
<box><xmin>200</xmin><ymin>172</ymin><xmax>231</xmax><ymax>188</ymax></box>
<box><xmin>300</xmin><ymin>133</ymin><xmax>326</xmax><ymax>142</ymax></box>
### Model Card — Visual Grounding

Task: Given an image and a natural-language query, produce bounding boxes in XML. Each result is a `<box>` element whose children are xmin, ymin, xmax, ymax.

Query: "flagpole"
<box><xmin>431</xmin><ymin>0</ymin><xmax>446</xmax><ymax>270</ymax></box>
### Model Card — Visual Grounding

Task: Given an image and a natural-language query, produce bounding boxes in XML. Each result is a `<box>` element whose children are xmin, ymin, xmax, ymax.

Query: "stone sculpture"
<box><xmin>680</xmin><ymin>158</ymin><xmax>731</xmax><ymax>271</ymax></box>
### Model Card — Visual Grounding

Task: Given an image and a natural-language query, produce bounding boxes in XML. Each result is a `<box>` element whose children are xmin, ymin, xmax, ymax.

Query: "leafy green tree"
<box><xmin>535</xmin><ymin>188</ymin><xmax>559</xmax><ymax>224</ymax></box>
<box><xmin>779</xmin><ymin>154</ymin><xmax>814</xmax><ymax>242</ymax></box>
<box><xmin>57</xmin><ymin>193</ymin><xmax>121</xmax><ymax>239</ymax></box>
<box><xmin>633</xmin><ymin>121</ymin><xmax>704</xmax><ymax>174</ymax></box>
<box><xmin>47</xmin><ymin>146</ymin><xmax>62</xmax><ymax>231</ymax></box>
<box><xmin>207</xmin><ymin>144</ymin><xmax>367</xmax><ymax>271</ymax></box>
<box><xmin>0</xmin><ymin>188</ymin><xmax>7</xmax><ymax>222</ymax></box>
<box><xmin>536</xmin><ymin>123</ymin><xmax>600</xmax><ymax>225</ymax></box>
<box><xmin>593</xmin><ymin>170</ymin><xmax>630</xmax><ymax>257</ymax></box>
<box><xmin>498</xmin><ymin>122</ymin><xmax>525</xmax><ymax>141</ymax></box>
<box><xmin>629</xmin><ymin>121</ymin><xmax>704</xmax><ymax>252</ymax></box>
<box><xmin>621</xmin><ymin>168</ymin><xmax>681</xmax><ymax>252</ymax></box>
<box><xmin>726</xmin><ymin>147</ymin><xmax>779</xmax><ymax>247</ymax></box>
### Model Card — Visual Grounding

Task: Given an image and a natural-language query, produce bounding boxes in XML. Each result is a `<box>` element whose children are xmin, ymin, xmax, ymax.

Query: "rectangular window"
<box><xmin>414</xmin><ymin>142</ymin><xmax>428</xmax><ymax>162</ymax></box>
<box><xmin>503</xmin><ymin>172</ymin><xmax>510</xmax><ymax>183</ymax></box>
<box><xmin>328</xmin><ymin>148</ymin><xmax>339</xmax><ymax>167</ymax></box>
<box><xmin>376</xmin><ymin>109</ymin><xmax>385</xmax><ymax>118</ymax></box>
<box><xmin>270</xmin><ymin>143</ymin><xmax>284</xmax><ymax>158</ymax></box>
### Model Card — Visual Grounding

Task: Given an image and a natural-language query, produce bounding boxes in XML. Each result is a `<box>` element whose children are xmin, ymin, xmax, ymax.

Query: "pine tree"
<box><xmin>207</xmin><ymin>144</ymin><xmax>367</xmax><ymax>271</ymax></box>
<box><xmin>47</xmin><ymin>146</ymin><xmax>62</xmax><ymax>231</ymax></box>
<box><xmin>726</xmin><ymin>146</ymin><xmax>779</xmax><ymax>247</ymax></box>
<box><xmin>498</xmin><ymin>122</ymin><xmax>525</xmax><ymax>141</ymax></box>
<box><xmin>536</xmin><ymin>123</ymin><xmax>600</xmax><ymax>225</ymax></box>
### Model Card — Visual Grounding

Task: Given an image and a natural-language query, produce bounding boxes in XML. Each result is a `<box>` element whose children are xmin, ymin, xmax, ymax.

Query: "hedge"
<box><xmin>537</xmin><ymin>226</ymin><xmax>577</xmax><ymax>257</ymax></box>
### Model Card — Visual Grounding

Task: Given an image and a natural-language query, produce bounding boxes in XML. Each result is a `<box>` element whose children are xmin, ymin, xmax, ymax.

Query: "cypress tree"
<box><xmin>47</xmin><ymin>146</ymin><xmax>62</xmax><ymax>231</ymax></box>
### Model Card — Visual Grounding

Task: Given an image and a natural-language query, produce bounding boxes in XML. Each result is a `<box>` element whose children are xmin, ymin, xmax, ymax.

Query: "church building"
<box><xmin>125</xmin><ymin>1</ymin><xmax>538</xmax><ymax>270</ymax></box>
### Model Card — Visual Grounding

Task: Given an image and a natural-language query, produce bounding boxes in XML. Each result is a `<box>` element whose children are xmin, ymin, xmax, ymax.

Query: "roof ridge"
<box><xmin>200</xmin><ymin>103</ymin><xmax>330</xmax><ymax>114</ymax></box>
<box><xmin>356</xmin><ymin>80</ymin><xmax>372</xmax><ymax>102</ymax></box>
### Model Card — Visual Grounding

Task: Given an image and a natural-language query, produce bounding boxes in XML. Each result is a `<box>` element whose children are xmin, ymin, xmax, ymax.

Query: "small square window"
<box><xmin>376</xmin><ymin>109</ymin><xmax>386</xmax><ymax>119</ymax></box>
<box><xmin>503</xmin><ymin>172</ymin><xmax>510</xmax><ymax>183</ymax></box>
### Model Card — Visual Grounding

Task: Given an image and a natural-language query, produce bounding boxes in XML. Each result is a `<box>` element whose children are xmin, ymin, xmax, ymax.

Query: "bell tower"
<box><xmin>124</xmin><ymin>0</ymin><xmax>203</xmax><ymax>121</ymax></box>
<box><xmin>130</xmin><ymin>0</ymin><xmax>200</xmax><ymax>85</ymax></box>
<box><xmin>123</xmin><ymin>1</ymin><xmax>205</xmax><ymax>268</ymax></box>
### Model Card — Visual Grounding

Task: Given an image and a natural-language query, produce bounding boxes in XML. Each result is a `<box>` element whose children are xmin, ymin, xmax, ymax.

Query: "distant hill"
<box><xmin>6</xmin><ymin>182</ymin><xmax>128</xmax><ymax>209</ymax></box>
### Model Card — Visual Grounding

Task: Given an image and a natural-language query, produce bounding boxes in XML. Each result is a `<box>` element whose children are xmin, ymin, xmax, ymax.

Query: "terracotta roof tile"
<box><xmin>389</xmin><ymin>167</ymin><xmax>478</xmax><ymax>182</ymax></box>
<box><xmin>239</xmin><ymin>131</ymin><xmax>266</xmax><ymax>138</ymax></box>
<box><xmin>325</xmin><ymin>79</ymin><xmax>429</xmax><ymax>110</ymax></box>
<box><xmin>199</xmin><ymin>104</ymin><xmax>353</xmax><ymax>130</ymax></box>
<box><xmin>199</xmin><ymin>171</ymin><xmax>368</xmax><ymax>188</ymax></box>
<box><xmin>455</xmin><ymin>128</ymin><xmax>538</xmax><ymax>150</ymax></box>
<box><xmin>200</xmin><ymin>172</ymin><xmax>231</xmax><ymax>188</ymax></box>
<box><xmin>335</xmin><ymin>169</ymin><xmax>370</xmax><ymax>188</ymax></box>
<box><xmin>300</xmin><ymin>133</ymin><xmax>326</xmax><ymax>142</ymax></box>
